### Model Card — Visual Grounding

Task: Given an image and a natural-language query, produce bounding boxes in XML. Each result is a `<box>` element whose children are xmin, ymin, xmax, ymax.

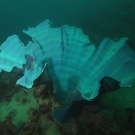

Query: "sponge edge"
<box><xmin>53</xmin><ymin>90</ymin><xmax>84</xmax><ymax>123</ymax></box>
<box><xmin>16</xmin><ymin>62</ymin><xmax>47</xmax><ymax>88</ymax></box>
<box><xmin>0</xmin><ymin>20</ymin><xmax>135</xmax><ymax>102</ymax></box>
<box><xmin>53</xmin><ymin>105</ymin><xmax>69</xmax><ymax>123</ymax></box>
<box><xmin>22</xmin><ymin>20</ymin><xmax>135</xmax><ymax>101</ymax></box>
<box><xmin>0</xmin><ymin>35</ymin><xmax>26</xmax><ymax>72</ymax></box>
<box><xmin>0</xmin><ymin>34</ymin><xmax>47</xmax><ymax>88</ymax></box>
<box><xmin>79</xmin><ymin>37</ymin><xmax>135</xmax><ymax>101</ymax></box>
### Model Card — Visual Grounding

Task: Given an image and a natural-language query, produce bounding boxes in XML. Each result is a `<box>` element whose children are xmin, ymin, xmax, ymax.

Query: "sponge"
<box><xmin>0</xmin><ymin>20</ymin><xmax>135</xmax><ymax>103</ymax></box>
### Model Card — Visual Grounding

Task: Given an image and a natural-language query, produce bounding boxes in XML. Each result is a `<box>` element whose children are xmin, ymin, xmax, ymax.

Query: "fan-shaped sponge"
<box><xmin>0</xmin><ymin>20</ymin><xmax>135</xmax><ymax>103</ymax></box>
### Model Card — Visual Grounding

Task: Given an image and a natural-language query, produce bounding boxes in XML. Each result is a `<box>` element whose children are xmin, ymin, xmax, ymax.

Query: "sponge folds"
<box><xmin>0</xmin><ymin>20</ymin><xmax>135</xmax><ymax>102</ymax></box>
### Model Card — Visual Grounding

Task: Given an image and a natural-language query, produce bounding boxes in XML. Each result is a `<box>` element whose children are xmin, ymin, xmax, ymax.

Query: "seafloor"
<box><xmin>0</xmin><ymin>0</ymin><xmax>135</xmax><ymax>135</ymax></box>
<box><xmin>0</xmin><ymin>71</ymin><xmax>135</xmax><ymax>135</ymax></box>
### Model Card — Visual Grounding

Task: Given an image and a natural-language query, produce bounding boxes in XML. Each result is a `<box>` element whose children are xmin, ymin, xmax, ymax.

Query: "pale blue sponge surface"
<box><xmin>0</xmin><ymin>20</ymin><xmax>135</xmax><ymax>102</ymax></box>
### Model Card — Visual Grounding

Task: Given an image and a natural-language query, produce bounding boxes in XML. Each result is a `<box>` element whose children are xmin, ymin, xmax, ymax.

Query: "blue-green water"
<box><xmin>0</xmin><ymin>0</ymin><xmax>135</xmax><ymax>50</ymax></box>
<box><xmin>0</xmin><ymin>1</ymin><xmax>135</xmax><ymax>134</ymax></box>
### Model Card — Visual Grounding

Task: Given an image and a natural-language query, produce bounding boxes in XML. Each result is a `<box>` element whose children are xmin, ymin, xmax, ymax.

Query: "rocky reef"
<box><xmin>0</xmin><ymin>73</ymin><xmax>135</xmax><ymax>135</ymax></box>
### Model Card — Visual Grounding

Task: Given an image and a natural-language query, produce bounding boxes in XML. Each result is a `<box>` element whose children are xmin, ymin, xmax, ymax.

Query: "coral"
<box><xmin>27</xmin><ymin>108</ymin><xmax>41</xmax><ymax>123</ymax></box>
<box><xmin>17</xmin><ymin>123</ymin><xmax>42</xmax><ymax>135</ymax></box>
<box><xmin>21</xmin><ymin>98</ymin><xmax>30</xmax><ymax>105</ymax></box>
<box><xmin>0</xmin><ymin>116</ymin><xmax>17</xmax><ymax>134</ymax></box>
<box><xmin>125</xmin><ymin>108</ymin><xmax>135</xmax><ymax>133</ymax></box>
<box><xmin>77</xmin><ymin>104</ymin><xmax>120</xmax><ymax>135</ymax></box>
<box><xmin>0</xmin><ymin>85</ymin><xmax>135</xmax><ymax>134</ymax></box>
<box><xmin>0</xmin><ymin>71</ymin><xmax>21</xmax><ymax>101</ymax></box>
<box><xmin>8</xmin><ymin>109</ymin><xmax>17</xmax><ymax>118</ymax></box>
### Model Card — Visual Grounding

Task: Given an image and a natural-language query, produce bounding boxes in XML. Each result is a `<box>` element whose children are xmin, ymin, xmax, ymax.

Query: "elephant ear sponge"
<box><xmin>0</xmin><ymin>35</ymin><xmax>26</xmax><ymax>72</ymax></box>
<box><xmin>0</xmin><ymin>20</ymin><xmax>135</xmax><ymax>103</ymax></box>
